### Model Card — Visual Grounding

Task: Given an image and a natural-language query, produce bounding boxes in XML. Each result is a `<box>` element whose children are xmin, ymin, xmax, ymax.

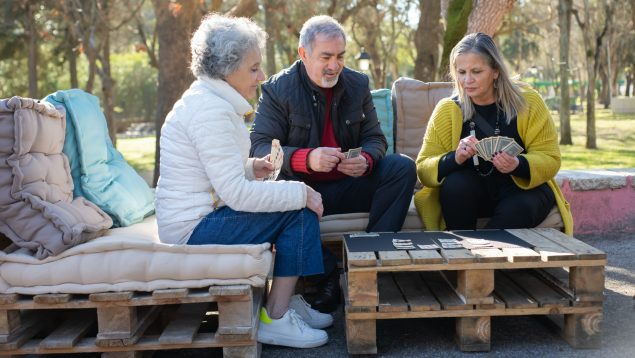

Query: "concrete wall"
<box><xmin>556</xmin><ymin>169</ymin><xmax>635</xmax><ymax>235</ymax></box>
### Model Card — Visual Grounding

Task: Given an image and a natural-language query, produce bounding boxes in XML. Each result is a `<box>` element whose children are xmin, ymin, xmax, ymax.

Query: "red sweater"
<box><xmin>290</xmin><ymin>87</ymin><xmax>373</xmax><ymax>181</ymax></box>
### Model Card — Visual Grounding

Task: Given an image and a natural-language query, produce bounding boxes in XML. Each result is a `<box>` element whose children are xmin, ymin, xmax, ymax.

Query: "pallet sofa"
<box><xmin>318</xmin><ymin>77</ymin><xmax>564</xmax><ymax>241</ymax></box>
<box><xmin>0</xmin><ymin>94</ymin><xmax>270</xmax><ymax>357</ymax></box>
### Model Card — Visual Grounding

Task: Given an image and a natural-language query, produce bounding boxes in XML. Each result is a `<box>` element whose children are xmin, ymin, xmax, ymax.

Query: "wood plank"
<box><xmin>217</xmin><ymin>288</ymin><xmax>254</xmax><ymax>337</ymax></box>
<box><xmin>408</xmin><ymin>250</ymin><xmax>444</xmax><ymax>264</ymax></box>
<box><xmin>377</xmin><ymin>251</ymin><xmax>411</xmax><ymax>266</ymax></box>
<box><xmin>440</xmin><ymin>249</ymin><xmax>476</xmax><ymax>264</ymax></box>
<box><xmin>392</xmin><ymin>272</ymin><xmax>440</xmax><ymax>311</ymax></box>
<box><xmin>0</xmin><ymin>313</ymin><xmax>41</xmax><ymax>350</ymax></box>
<box><xmin>152</xmin><ymin>288</ymin><xmax>189</xmax><ymax>299</ymax></box>
<box><xmin>158</xmin><ymin>303</ymin><xmax>209</xmax><ymax>344</ymax></box>
<box><xmin>507</xmin><ymin>229</ymin><xmax>576</xmax><ymax>261</ymax></box>
<box><xmin>419</xmin><ymin>271</ymin><xmax>471</xmax><ymax>310</ymax></box>
<box><xmin>494</xmin><ymin>271</ymin><xmax>538</xmax><ymax>309</ymax></box>
<box><xmin>569</xmin><ymin>266</ymin><xmax>605</xmax><ymax>303</ymax></box>
<box><xmin>456</xmin><ymin>270</ymin><xmax>494</xmax><ymax>305</ymax></box>
<box><xmin>456</xmin><ymin>316</ymin><xmax>490</xmax><ymax>351</ymax></box>
<box><xmin>33</xmin><ymin>293</ymin><xmax>71</xmax><ymax>304</ymax></box>
<box><xmin>96</xmin><ymin>305</ymin><xmax>161</xmax><ymax>347</ymax></box>
<box><xmin>345</xmin><ymin>318</ymin><xmax>377</xmax><ymax>354</ymax></box>
<box><xmin>503</xmin><ymin>270</ymin><xmax>571</xmax><ymax>308</ymax></box>
<box><xmin>532</xmin><ymin>228</ymin><xmax>606</xmax><ymax>260</ymax></box>
<box><xmin>0</xmin><ymin>294</ymin><xmax>18</xmax><ymax>305</ymax></box>
<box><xmin>224</xmin><ymin>343</ymin><xmax>260</xmax><ymax>358</ymax></box>
<box><xmin>347</xmin><ymin>272</ymin><xmax>378</xmax><ymax>307</ymax></box>
<box><xmin>39</xmin><ymin>310</ymin><xmax>94</xmax><ymax>349</ymax></box>
<box><xmin>209</xmin><ymin>285</ymin><xmax>250</xmax><ymax>297</ymax></box>
<box><xmin>347</xmin><ymin>251</ymin><xmax>377</xmax><ymax>267</ymax></box>
<box><xmin>0</xmin><ymin>309</ymin><xmax>20</xmax><ymax>338</ymax></box>
<box><xmin>501</xmin><ymin>247</ymin><xmax>541</xmax><ymax>262</ymax></box>
<box><xmin>89</xmin><ymin>292</ymin><xmax>134</xmax><ymax>302</ymax></box>
<box><xmin>377</xmin><ymin>273</ymin><xmax>408</xmax><ymax>312</ymax></box>
<box><xmin>470</xmin><ymin>248</ymin><xmax>508</xmax><ymax>263</ymax></box>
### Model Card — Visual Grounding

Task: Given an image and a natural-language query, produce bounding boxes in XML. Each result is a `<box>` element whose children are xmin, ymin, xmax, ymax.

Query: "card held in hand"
<box><xmin>345</xmin><ymin>147</ymin><xmax>362</xmax><ymax>159</ymax></box>
<box><xmin>474</xmin><ymin>136</ymin><xmax>524</xmax><ymax>161</ymax></box>
<box><xmin>268</xmin><ymin>139</ymin><xmax>283</xmax><ymax>181</ymax></box>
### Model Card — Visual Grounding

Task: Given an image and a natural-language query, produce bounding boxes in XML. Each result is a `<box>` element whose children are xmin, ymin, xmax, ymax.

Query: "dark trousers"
<box><xmin>310</xmin><ymin>154</ymin><xmax>417</xmax><ymax>277</ymax></box>
<box><xmin>439</xmin><ymin>168</ymin><xmax>555</xmax><ymax>230</ymax></box>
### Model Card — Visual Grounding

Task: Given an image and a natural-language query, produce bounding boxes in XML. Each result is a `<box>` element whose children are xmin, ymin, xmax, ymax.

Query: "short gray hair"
<box><xmin>190</xmin><ymin>14</ymin><xmax>266</xmax><ymax>79</ymax></box>
<box><xmin>298</xmin><ymin>15</ymin><xmax>346</xmax><ymax>55</ymax></box>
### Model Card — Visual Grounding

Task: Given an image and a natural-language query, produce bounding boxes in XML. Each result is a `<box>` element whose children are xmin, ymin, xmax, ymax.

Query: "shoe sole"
<box><xmin>257</xmin><ymin>332</ymin><xmax>328</xmax><ymax>349</ymax></box>
<box><xmin>305</xmin><ymin>318</ymin><xmax>333</xmax><ymax>329</ymax></box>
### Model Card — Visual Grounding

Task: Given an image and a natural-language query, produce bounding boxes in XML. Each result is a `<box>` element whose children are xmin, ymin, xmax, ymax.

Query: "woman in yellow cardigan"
<box><xmin>414</xmin><ymin>32</ymin><xmax>573</xmax><ymax>235</ymax></box>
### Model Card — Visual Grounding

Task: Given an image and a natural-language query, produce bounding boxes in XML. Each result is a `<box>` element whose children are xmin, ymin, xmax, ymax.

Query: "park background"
<box><xmin>1</xmin><ymin>0</ymin><xmax>634</xmax><ymax>186</ymax></box>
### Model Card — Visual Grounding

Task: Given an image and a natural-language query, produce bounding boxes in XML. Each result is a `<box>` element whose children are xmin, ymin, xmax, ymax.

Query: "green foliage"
<box><xmin>110</xmin><ymin>52</ymin><xmax>158</xmax><ymax>122</ymax></box>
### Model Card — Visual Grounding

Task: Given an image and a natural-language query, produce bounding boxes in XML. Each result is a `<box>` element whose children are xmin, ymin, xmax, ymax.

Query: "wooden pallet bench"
<box><xmin>0</xmin><ymin>284</ymin><xmax>263</xmax><ymax>357</ymax></box>
<box><xmin>343</xmin><ymin>228</ymin><xmax>607</xmax><ymax>354</ymax></box>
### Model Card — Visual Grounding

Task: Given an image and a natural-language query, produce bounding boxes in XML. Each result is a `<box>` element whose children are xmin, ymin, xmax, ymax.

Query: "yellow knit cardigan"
<box><xmin>414</xmin><ymin>89</ymin><xmax>574</xmax><ymax>235</ymax></box>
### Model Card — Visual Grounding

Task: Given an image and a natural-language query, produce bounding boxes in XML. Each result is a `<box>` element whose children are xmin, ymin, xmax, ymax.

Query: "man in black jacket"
<box><xmin>250</xmin><ymin>15</ymin><xmax>416</xmax><ymax>313</ymax></box>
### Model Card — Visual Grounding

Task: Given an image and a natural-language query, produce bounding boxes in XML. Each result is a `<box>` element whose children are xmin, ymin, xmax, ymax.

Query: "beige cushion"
<box><xmin>0</xmin><ymin>215</ymin><xmax>272</xmax><ymax>294</ymax></box>
<box><xmin>320</xmin><ymin>201</ymin><xmax>563</xmax><ymax>238</ymax></box>
<box><xmin>392</xmin><ymin>79</ymin><xmax>453</xmax><ymax>160</ymax></box>
<box><xmin>0</xmin><ymin>97</ymin><xmax>112</xmax><ymax>259</ymax></box>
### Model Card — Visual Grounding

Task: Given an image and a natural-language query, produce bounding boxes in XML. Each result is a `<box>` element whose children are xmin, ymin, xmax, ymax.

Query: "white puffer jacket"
<box><xmin>155</xmin><ymin>77</ymin><xmax>307</xmax><ymax>244</ymax></box>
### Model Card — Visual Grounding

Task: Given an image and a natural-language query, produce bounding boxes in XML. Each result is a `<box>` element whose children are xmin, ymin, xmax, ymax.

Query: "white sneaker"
<box><xmin>289</xmin><ymin>294</ymin><xmax>334</xmax><ymax>329</ymax></box>
<box><xmin>257</xmin><ymin>307</ymin><xmax>328</xmax><ymax>348</ymax></box>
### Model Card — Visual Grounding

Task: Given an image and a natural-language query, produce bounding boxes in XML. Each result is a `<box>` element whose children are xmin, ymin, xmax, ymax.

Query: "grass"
<box><xmin>116</xmin><ymin>107</ymin><xmax>635</xmax><ymax>173</ymax></box>
<box><xmin>556</xmin><ymin>108</ymin><xmax>635</xmax><ymax>169</ymax></box>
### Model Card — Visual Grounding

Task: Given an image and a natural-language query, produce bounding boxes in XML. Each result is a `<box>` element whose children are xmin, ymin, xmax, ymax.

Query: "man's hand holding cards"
<box><xmin>266</xmin><ymin>139</ymin><xmax>283</xmax><ymax>181</ymax></box>
<box><xmin>344</xmin><ymin>147</ymin><xmax>362</xmax><ymax>159</ymax></box>
<box><xmin>338</xmin><ymin>147</ymin><xmax>367</xmax><ymax>177</ymax></box>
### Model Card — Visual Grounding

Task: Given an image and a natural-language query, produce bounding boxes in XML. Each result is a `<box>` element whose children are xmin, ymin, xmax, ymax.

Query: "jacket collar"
<box><xmin>297</xmin><ymin>60</ymin><xmax>348</xmax><ymax>101</ymax></box>
<box><xmin>197</xmin><ymin>76</ymin><xmax>253</xmax><ymax>117</ymax></box>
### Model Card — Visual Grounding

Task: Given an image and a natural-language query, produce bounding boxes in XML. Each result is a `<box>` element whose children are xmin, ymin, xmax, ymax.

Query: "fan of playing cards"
<box><xmin>345</xmin><ymin>147</ymin><xmax>362</xmax><ymax>159</ymax></box>
<box><xmin>267</xmin><ymin>139</ymin><xmax>283</xmax><ymax>181</ymax></box>
<box><xmin>474</xmin><ymin>136</ymin><xmax>523</xmax><ymax>161</ymax></box>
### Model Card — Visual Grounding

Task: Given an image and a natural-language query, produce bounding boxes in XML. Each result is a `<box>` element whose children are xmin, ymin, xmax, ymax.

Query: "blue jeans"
<box><xmin>187</xmin><ymin>207</ymin><xmax>324</xmax><ymax>277</ymax></box>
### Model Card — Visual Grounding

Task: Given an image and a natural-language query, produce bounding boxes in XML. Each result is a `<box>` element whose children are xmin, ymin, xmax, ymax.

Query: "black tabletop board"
<box><xmin>344</xmin><ymin>230</ymin><xmax>533</xmax><ymax>252</ymax></box>
<box><xmin>344</xmin><ymin>231</ymin><xmax>458</xmax><ymax>252</ymax></box>
<box><xmin>452</xmin><ymin>230</ymin><xmax>533</xmax><ymax>249</ymax></box>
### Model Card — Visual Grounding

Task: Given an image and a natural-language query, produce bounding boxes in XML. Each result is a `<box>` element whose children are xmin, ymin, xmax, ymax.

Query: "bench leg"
<box><xmin>224</xmin><ymin>343</ymin><xmax>261</xmax><ymax>358</ymax></box>
<box><xmin>345</xmin><ymin>318</ymin><xmax>377</xmax><ymax>354</ymax></box>
<box><xmin>455</xmin><ymin>269</ymin><xmax>493</xmax><ymax>351</ymax></box>
<box><xmin>563</xmin><ymin>266</ymin><xmax>604</xmax><ymax>348</ymax></box>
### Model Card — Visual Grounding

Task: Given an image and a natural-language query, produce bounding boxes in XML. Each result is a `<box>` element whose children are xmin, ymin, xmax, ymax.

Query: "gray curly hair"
<box><xmin>191</xmin><ymin>14</ymin><xmax>266</xmax><ymax>79</ymax></box>
<box><xmin>299</xmin><ymin>15</ymin><xmax>346</xmax><ymax>55</ymax></box>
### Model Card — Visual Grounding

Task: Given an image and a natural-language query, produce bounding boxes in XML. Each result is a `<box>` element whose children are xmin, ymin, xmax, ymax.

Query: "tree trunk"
<box><xmin>558</xmin><ymin>0</ymin><xmax>572</xmax><ymax>145</ymax></box>
<box><xmin>152</xmin><ymin>0</ymin><xmax>199</xmax><ymax>186</ymax></box>
<box><xmin>466</xmin><ymin>0</ymin><xmax>514</xmax><ymax>36</ymax></box>
<box><xmin>227</xmin><ymin>0</ymin><xmax>258</xmax><ymax>17</ymax></box>
<box><xmin>413</xmin><ymin>0</ymin><xmax>442</xmax><ymax>82</ymax></box>
<box><xmin>585</xmin><ymin>62</ymin><xmax>597</xmax><ymax>149</ymax></box>
<box><xmin>100</xmin><ymin>27</ymin><xmax>117</xmax><ymax>146</ymax></box>
<box><xmin>67</xmin><ymin>27</ymin><xmax>79</xmax><ymax>88</ymax></box>
<box><xmin>26</xmin><ymin>2</ymin><xmax>38</xmax><ymax>98</ymax></box>
<box><xmin>264</xmin><ymin>0</ymin><xmax>278</xmax><ymax>76</ymax></box>
<box><xmin>438</xmin><ymin>0</ymin><xmax>471</xmax><ymax>80</ymax></box>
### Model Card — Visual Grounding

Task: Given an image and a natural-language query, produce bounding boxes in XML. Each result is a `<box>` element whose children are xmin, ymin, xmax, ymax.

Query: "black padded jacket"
<box><xmin>249</xmin><ymin>60</ymin><xmax>387</xmax><ymax>181</ymax></box>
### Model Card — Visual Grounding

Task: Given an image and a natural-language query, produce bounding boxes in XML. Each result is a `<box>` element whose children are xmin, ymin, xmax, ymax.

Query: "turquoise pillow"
<box><xmin>44</xmin><ymin>89</ymin><xmax>154</xmax><ymax>227</ymax></box>
<box><xmin>371</xmin><ymin>88</ymin><xmax>394</xmax><ymax>153</ymax></box>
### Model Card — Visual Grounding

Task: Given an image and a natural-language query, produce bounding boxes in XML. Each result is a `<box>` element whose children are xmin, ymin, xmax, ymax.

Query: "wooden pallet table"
<box><xmin>0</xmin><ymin>284</ymin><xmax>263</xmax><ymax>357</ymax></box>
<box><xmin>343</xmin><ymin>228</ymin><xmax>606</xmax><ymax>354</ymax></box>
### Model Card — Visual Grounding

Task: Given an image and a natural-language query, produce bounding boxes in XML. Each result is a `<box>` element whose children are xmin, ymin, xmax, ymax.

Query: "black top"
<box><xmin>438</xmin><ymin>102</ymin><xmax>530</xmax><ymax>181</ymax></box>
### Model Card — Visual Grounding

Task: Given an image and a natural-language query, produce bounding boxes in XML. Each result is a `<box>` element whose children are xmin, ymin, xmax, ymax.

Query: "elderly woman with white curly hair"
<box><xmin>155</xmin><ymin>14</ymin><xmax>330</xmax><ymax>349</ymax></box>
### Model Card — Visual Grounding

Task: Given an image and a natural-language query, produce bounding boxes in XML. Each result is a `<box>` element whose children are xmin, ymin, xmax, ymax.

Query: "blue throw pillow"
<box><xmin>44</xmin><ymin>89</ymin><xmax>154</xmax><ymax>227</ymax></box>
<box><xmin>371</xmin><ymin>88</ymin><xmax>394</xmax><ymax>153</ymax></box>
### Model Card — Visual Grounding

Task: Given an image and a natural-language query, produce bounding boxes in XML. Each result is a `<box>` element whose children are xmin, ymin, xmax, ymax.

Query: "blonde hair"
<box><xmin>449</xmin><ymin>32</ymin><xmax>527</xmax><ymax>124</ymax></box>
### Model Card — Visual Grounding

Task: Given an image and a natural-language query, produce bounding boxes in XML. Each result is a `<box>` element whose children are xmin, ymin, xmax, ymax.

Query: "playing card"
<box><xmin>501</xmin><ymin>141</ymin><xmax>523</xmax><ymax>157</ymax></box>
<box><xmin>497</xmin><ymin>137</ymin><xmax>513</xmax><ymax>152</ymax></box>
<box><xmin>345</xmin><ymin>147</ymin><xmax>362</xmax><ymax>159</ymax></box>
<box><xmin>417</xmin><ymin>244</ymin><xmax>440</xmax><ymax>250</ymax></box>
<box><xmin>267</xmin><ymin>139</ymin><xmax>283</xmax><ymax>181</ymax></box>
